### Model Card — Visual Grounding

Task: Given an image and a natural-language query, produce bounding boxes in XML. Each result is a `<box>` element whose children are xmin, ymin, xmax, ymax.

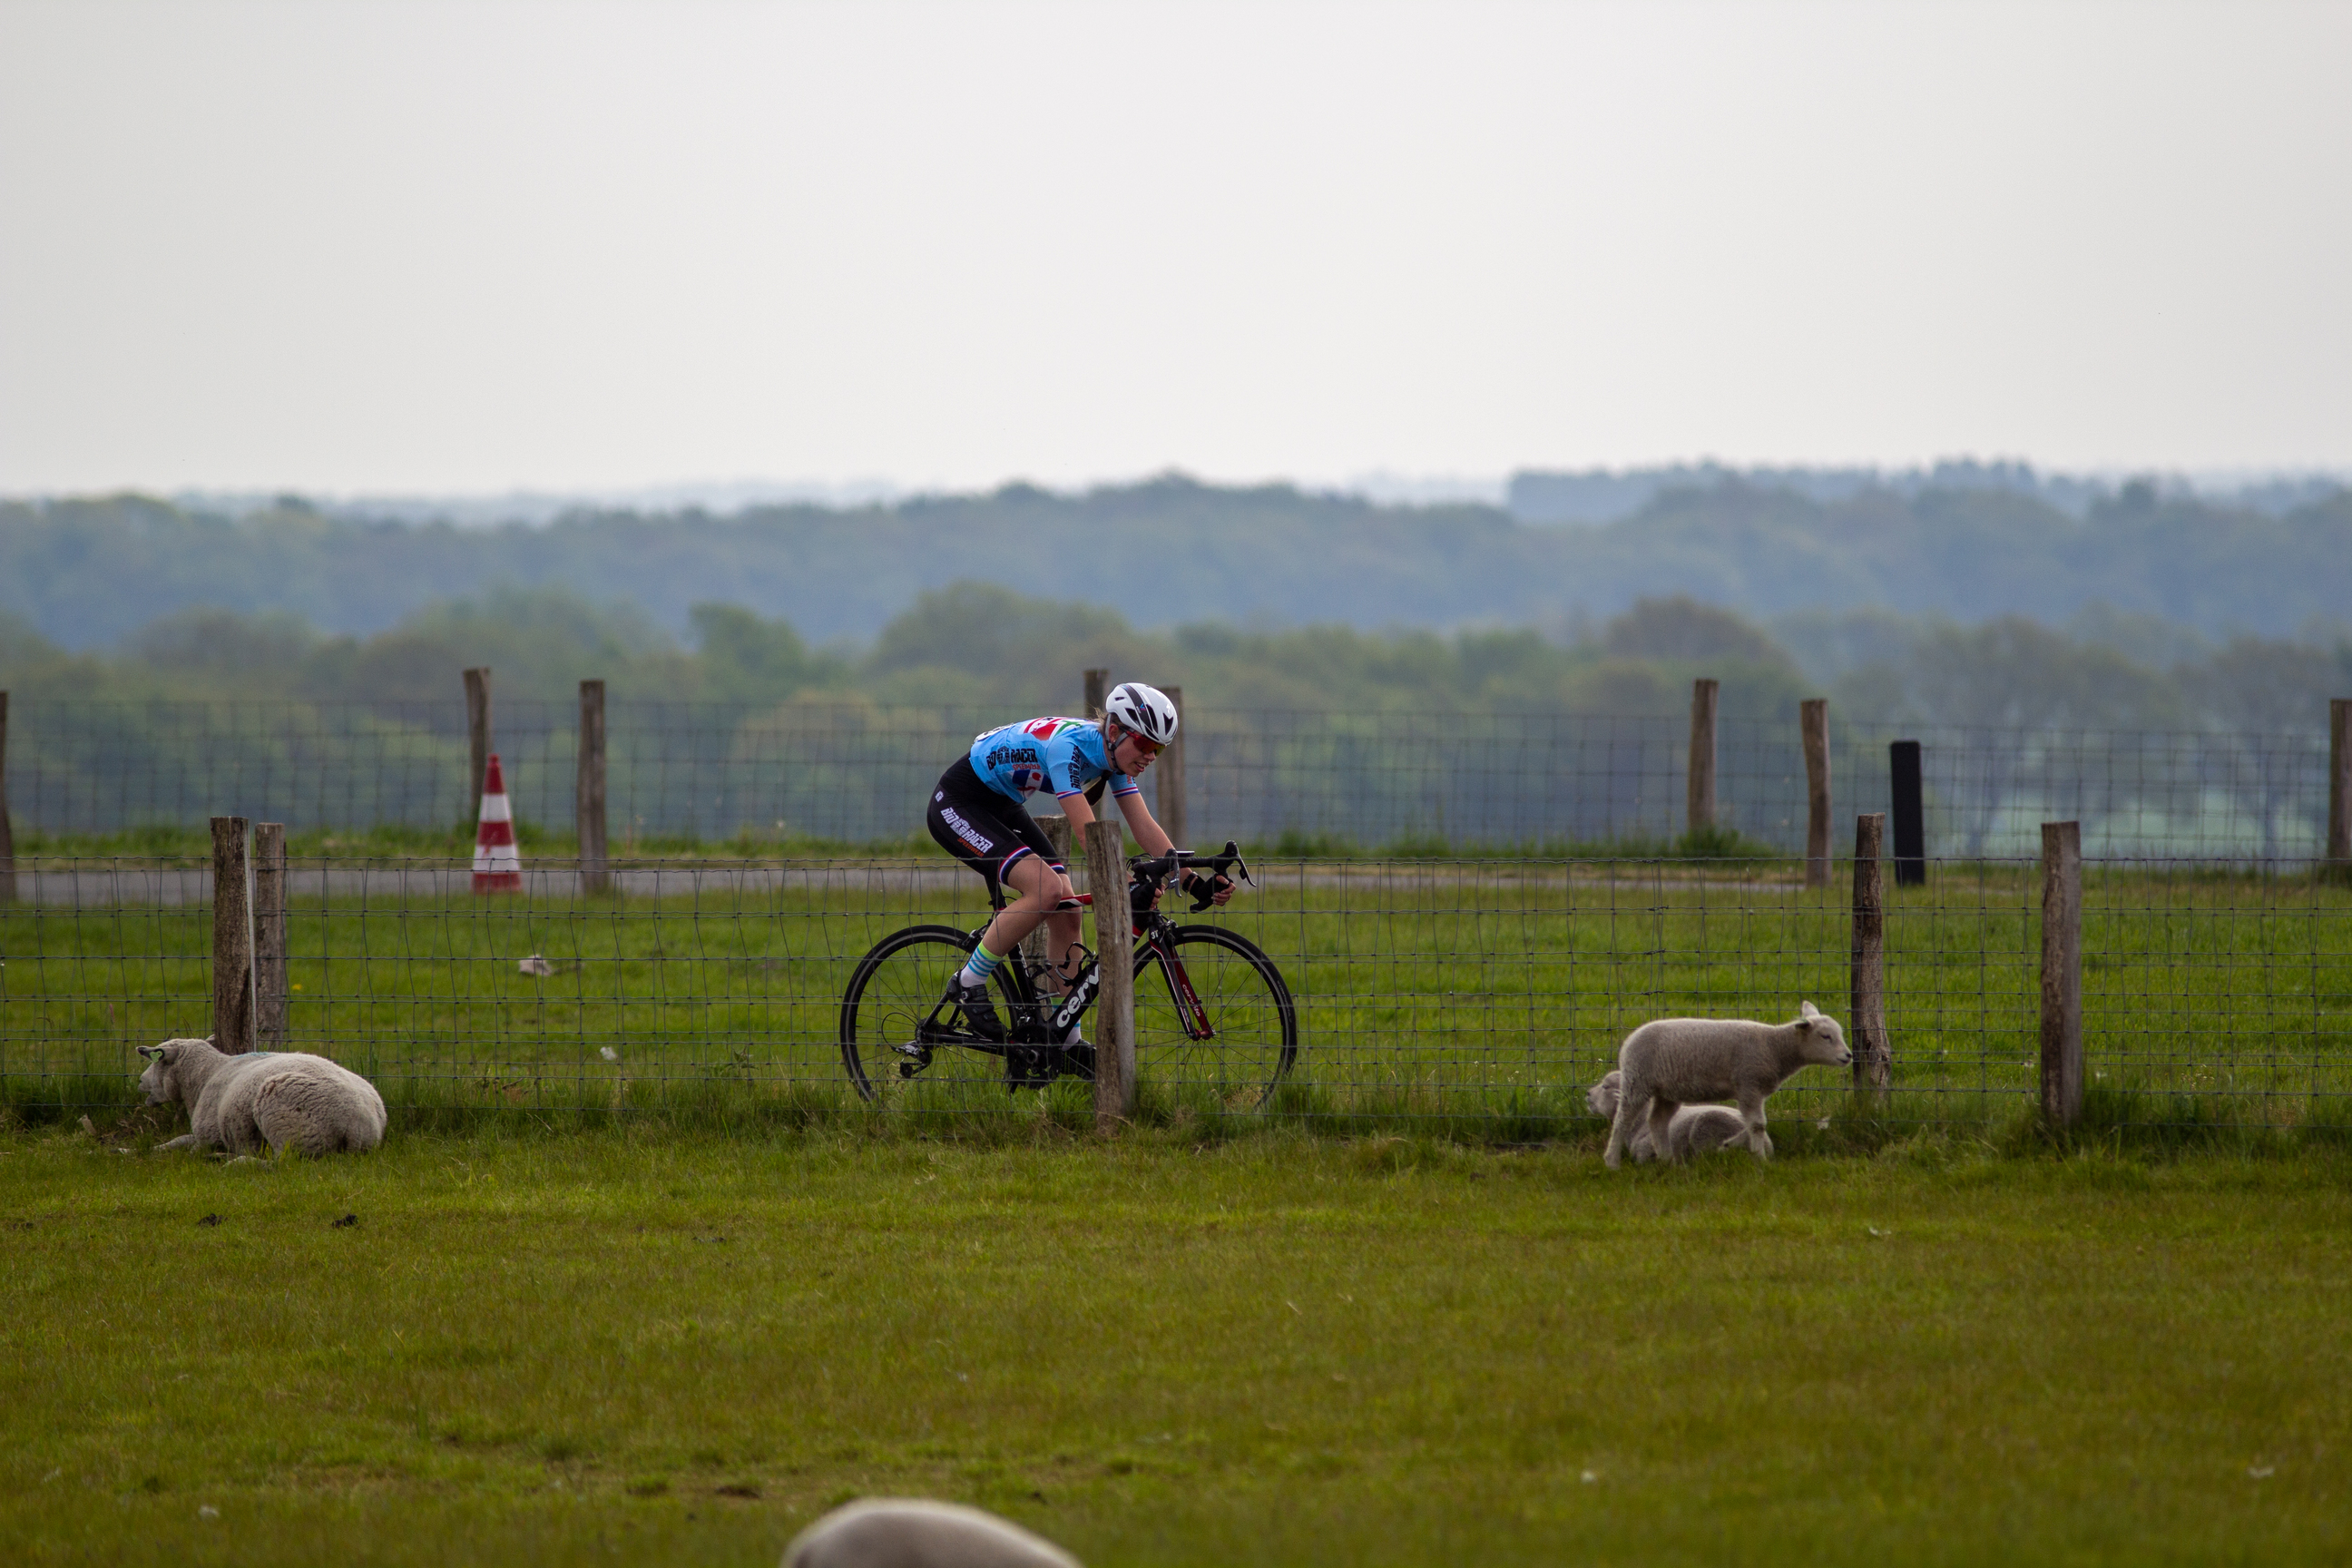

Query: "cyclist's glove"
<box><xmin>1181</xmin><ymin>870</ymin><xmax>1233</xmax><ymax>912</ymax></box>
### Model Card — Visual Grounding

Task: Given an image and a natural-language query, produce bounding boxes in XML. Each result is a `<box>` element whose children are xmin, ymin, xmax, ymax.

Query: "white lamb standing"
<box><xmin>1586</xmin><ymin>1071</ymin><xmax>1749</xmax><ymax>1162</ymax></box>
<box><xmin>137</xmin><ymin>1036</ymin><xmax>387</xmax><ymax>1157</ymax></box>
<box><xmin>783</xmin><ymin>1498</ymin><xmax>1082</xmax><ymax>1568</ymax></box>
<box><xmin>1602</xmin><ymin>1001</ymin><xmax>1852</xmax><ymax>1169</ymax></box>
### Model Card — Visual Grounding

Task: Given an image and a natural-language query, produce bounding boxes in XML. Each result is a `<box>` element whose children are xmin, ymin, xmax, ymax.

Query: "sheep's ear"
<box><xmin>138</xmin><ymin>1045</ymin><xmax>163</xmax><ymax>1062</ymax></box>
<box><xmin>1799</xmin><ymin>1000</ymin><xmax>1820</xmax><ymax>1022</ymax></box>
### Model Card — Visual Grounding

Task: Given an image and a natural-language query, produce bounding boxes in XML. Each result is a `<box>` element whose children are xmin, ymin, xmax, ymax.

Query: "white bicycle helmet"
<box><xmin>1102</xmin><ymin>681</ymin><xmax>1179</xmax><ymax>744</ymax></box>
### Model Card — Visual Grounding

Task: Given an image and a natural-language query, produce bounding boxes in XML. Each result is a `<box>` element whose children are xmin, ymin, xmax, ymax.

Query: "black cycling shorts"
<box><xmin>926</xmin><ymin>756</ymin><xmax>1065</xmax><ymax>897</ymax></box>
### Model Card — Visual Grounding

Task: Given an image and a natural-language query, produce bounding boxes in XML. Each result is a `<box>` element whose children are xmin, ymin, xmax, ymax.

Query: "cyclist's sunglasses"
<box><xmin>1119</xmin><ymin>731</ymin><xmax>1164</xmax><ymax>761</ymax></box>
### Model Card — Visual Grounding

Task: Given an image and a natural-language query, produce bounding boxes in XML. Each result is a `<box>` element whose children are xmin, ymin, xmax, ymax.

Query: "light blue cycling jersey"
<box><xmin>968</xmin><ymin>717</ymin><xmax>1139</xmax><ymax>805</ymax></box>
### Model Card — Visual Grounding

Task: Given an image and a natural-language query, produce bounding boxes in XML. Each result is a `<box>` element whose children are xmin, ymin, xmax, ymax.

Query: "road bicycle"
<box><xmin>838</xmin><ymin>843</ymin><xmax>1298</xmax><ymax>1108</ymax></box>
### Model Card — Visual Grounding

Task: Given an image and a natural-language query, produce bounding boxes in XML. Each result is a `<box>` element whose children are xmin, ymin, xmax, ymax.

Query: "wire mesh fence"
<box><xmin>5</xmin><ymin>854</ymin><xmax>2347</xmax><ymax>1130</ymax></box>
<box><xmin>2</xmin><ymin>697</ymin><xmax>2343</xmax><ymax>858</ymax></box>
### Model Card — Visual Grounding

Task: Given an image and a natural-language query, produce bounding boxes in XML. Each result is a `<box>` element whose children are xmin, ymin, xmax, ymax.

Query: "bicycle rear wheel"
<box><xmin>1132</xmin><ymin>925</ymin><xmax>1297</xmax><ymax>1111</ymax></box>
<box><xmin>839</xmin><ymin>925</ymin><xmax>1023</xmax><ymax>1105</ymax></box>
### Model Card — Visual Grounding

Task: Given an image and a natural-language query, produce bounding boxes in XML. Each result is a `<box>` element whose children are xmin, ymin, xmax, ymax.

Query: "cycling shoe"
<box><xmin>946</xmin><ymin>976</ymin><xmax>1006</xmax><ymax>1043</ymax></box>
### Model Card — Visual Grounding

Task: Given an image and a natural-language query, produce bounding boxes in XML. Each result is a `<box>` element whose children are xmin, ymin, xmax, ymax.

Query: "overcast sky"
<box><xmin>2</xmin><ymin>0</ymin><xmax>2346</xmax><ymax>497</ymax></box>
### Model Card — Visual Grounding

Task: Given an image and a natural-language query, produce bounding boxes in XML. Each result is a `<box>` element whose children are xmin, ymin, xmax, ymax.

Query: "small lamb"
<box><xmin>137</xmin><ymin>1036</ymin><xmax>387</xmax><ymax>1157</ymax></box>
<box><xmin>1603</xmin><ymin>1001</ymin><xmax>1851</xmax><ymax>1169</ymax></box>
<box><xmin>1586</xmin><ymin>1071</ymin><xmax>1749</xmax><ymax>1162</ymax></box>
<box><xmin>783</xmin><ymin>1498</ymin><xmax>1082</xmax><ymax>1568</ymax></box>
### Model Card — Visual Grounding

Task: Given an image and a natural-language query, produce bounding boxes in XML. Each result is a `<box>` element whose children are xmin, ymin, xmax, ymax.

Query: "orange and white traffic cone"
<box><xmin>472</xmin><ymin>752</ymin><xmax>524</xmax><ymax>893</ymax></box>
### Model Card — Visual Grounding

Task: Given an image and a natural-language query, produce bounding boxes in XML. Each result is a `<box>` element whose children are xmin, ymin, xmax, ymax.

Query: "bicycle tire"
<box><xmin>839</xmin><ymin>925</ymin><xmax>1024</xmax><ymax>1104</ymax></box>
<box><xmin>1132</xmin><ymin>925</ymin><xmax>1298</xmax><ymax>1111</ymax></box>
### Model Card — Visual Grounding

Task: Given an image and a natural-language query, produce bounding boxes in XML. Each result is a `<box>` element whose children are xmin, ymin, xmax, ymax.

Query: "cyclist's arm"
<box><xmin>1114</xmin><ymin>790</ymin><xmax>1173</xmax><ymax>861</ymax></box>
<box><xmin>1056</xmin><ymin>788</ymin><xmax>1167</xmax><ymax>857</ymax></box>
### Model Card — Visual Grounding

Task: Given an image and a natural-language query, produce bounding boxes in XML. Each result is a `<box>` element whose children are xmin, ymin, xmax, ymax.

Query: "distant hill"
<box><xmin>3</xmin><ymin>474</ymin><xmax>2347</xmax><ymax>650</ymax></box>
<box><xmin>1504</xmin><ymin>460</ymin><xmax>2345</xmax><ymax>524</ymax></box>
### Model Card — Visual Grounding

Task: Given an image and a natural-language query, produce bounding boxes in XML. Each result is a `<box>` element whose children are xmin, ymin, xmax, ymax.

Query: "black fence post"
<box><xmin>1889</xmin><ymin>739</ymin><xmax>1926</xmax><ymax>886</ymax></box>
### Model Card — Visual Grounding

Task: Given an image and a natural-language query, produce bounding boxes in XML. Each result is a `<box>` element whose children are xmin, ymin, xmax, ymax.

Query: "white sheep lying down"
<box><xmin>1603</xmin><ymin>1001</ymin><xmax>1852</xmax><ymax>1169</ymax></box>
<box><xmin>137</xmin><ymin>1036</ymin><xmax>387</xmax><ymax>1157</ymax></box>
<box><xmin>1586</xmin><ymin>1071</ymin><xmax>1748</xmax><ymax>1162</ymax></box>
<box><xmin>783</xmin><ymin>1498</ymin><xmax>1083</xmax><ymax>1568</ymax></box>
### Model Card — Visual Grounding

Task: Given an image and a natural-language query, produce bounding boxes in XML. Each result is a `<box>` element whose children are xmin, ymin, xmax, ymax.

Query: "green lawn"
<box><xmin>3</xmin><ymin>1123</ymin><xmax>2348</xmax><ymax>1565</ymax></box>
<box><xmin>5</xmin><ymin>859</ymin><xmax>2349</xmax><ymax>1129</ymax></box>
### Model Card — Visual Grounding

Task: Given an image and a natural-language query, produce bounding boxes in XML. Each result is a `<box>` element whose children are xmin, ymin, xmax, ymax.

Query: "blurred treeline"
<box><xmin>5</xmin><ymin>475</ymin><xmax>2350</xmax><ymax>651</ymax></box>
<box><xmin>4</xmin><ymin>582</ymin><xmax>2345</xmax><ymax>736</ymax></box>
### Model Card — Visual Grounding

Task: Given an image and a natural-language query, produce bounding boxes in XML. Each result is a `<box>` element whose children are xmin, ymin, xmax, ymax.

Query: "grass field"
<box><xmin>4</xmin><ymin>1121</ymin><xmax>2350</xmax><ymax>1566</ymax></box>
<box><xmin>5</xmin><ymin>858</ymin><xmax>2349</xmax><ymax>1130</ymax></box>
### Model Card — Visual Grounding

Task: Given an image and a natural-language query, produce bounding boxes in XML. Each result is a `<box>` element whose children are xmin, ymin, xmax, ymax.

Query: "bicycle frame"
<box><xmin>977</xmin><ymin>842</ymin><xmax>1250</xmax><ymax>1047</ymax></box>
<box><xmin>971</xmin><ymin>906</ymin><xmax>1217</xmax><ymax>1048</ymax></box>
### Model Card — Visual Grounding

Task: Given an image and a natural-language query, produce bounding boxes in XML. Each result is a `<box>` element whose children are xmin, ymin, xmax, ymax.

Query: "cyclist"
<box><xmin>925</xmin><ymin>681</ymin><xmax>1232</xmax><ymax>1079</ymax></box>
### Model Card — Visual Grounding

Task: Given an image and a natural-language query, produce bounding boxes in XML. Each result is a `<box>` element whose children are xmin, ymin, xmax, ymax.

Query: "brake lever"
<box><xmin>1187</xmin><ymin>840</ymin><xmax>1251</xmax><ymax>911</ymax></box>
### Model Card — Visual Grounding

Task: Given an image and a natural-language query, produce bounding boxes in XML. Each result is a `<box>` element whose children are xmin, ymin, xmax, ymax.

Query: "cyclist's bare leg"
<box><xmin>1041</xmin><ymin>909</ymin><xmax>1084</xmax><ymax>996</ymax></box>
<box><xmin>975</xmin><ymin>856</ymin><xmax>1076</xmax><ymax>975</ymax></box>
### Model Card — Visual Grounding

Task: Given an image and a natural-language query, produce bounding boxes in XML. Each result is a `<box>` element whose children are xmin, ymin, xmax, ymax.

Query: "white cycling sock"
<box><xmin>957</xmin><ymin>941</ymin><xmax>1006</xmax><ymax>990</ymax></box>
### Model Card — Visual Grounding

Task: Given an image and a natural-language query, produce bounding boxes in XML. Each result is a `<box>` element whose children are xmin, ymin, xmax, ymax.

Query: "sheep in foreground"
<box><xmin>1586</xmin><ymin>1071</ymin><xmax>1749</xmax><ymax>1162</ymax></box>
<box><xmin>783</xmin><ymin>1498</ymin><xmax>1082</xmax><ymax>1568</ymax></box>
<box><xmin>1603</xmin><ymin>1001</ymin><xmax>1851</xmax><ymax>1169</ymax></box>
<box><xmin>137</xmin><ymin>1036</ymin><xmax>387</xmax><ymax>1157</ymax></box>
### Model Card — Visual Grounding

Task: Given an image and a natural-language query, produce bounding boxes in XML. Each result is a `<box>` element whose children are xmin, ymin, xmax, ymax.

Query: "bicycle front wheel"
<box><xmin>839</xmin><ymin>925</ymin><xmax>1021</xmax><ymax>1105</ymax></box>
<box><xmin>1132</xmin><ymin>925</ymin><xmax>1298</xmax><ymax>1111</ymax></box>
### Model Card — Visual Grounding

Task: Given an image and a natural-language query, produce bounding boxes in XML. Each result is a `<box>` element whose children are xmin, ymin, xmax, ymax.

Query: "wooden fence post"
<box><xmin>252</xmin><ymin>822</ymin><xmax>288</xmax><ymax>1049</ymax></box>
<box><xmin>1083</xmin><ymin>668</ymin><xmax>1110</xmax><ymax>720</ymax></box>
<box><xmin>1889</xmin><ymin>739</ymin><xmax>1926</xmax><ymax>887</ymax></box>
<box><xmin>578</xmin><ymin>680</ymin><xmax>609</xmax><ymax>895</ymax></box>
<box><xmin>1023</xmin><ymin>814</ymin><xmax>1073</xmax><ymax>976</ymax></box>
<box><xmin>2040</xmin><ymin>820</ymin><xmax>2083</xmax><ymax>1130</ymax></box>
<box><xmin>1849</xmin><ymin>812</ymin><xmax>1890</xmax><ymax>1093</ymax></box>
<box><xmin>1083</xmin><ymin>818</ymin><xmax>1136</xmax><ymax>1130</ymax></box>
<box><xmin>211</xmin><ymin>816</ymin><xmax>255</xmax><ymax>1054</ymax></box>
<box><xmin>0</xmin><ymin>691</ymin><xmax>15</xmax><ymax>905</ymax></box>
<box><xmin>464</xmin><ymin>667</ymin><xmax>494</xmax><ymax>828</ymax></box>
<box><xmin>1157</xmin><ymin>684</ymin><xmax>1188</xmax><ymax>848</ymax></box>
<box><xmin>1802</xmin><ymin>698</ymin><xmax>1831</xmax><ymax>889</ymax></box>
<box><xmin>2329</xmin><ymin>698</ymin><xmax>2350</xmax><ymax>867</ymax></box>
<box><xmin>1686</xmin><ymin>678</ymin><xmax>1719</xmax><ymax>835</ymax></box>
